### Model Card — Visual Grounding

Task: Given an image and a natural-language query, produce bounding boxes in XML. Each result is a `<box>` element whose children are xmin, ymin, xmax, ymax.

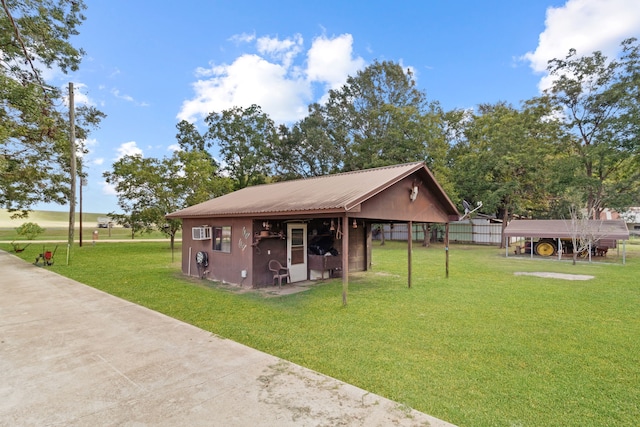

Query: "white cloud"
<box><xmin>116</xmin><ymin>141</ymin><xmax>143</xmax><ymax>159</ymax></box>
<box><xmin>111</xmin><ymin>88</ymin><xmax>148</xmax><ymax>106</ymax></box>
<box><xmin>93</xmin><ymin>158</ymin><xmax>104</xmax><ymax>166</ymax></box>
<box><xmin>111</xmin><ymin>88</ymin><xmax>134</xmax><ymax>102</ymax></box>
<box><xmin>72</xmin><ymin>83</ymin><xmax>94</xmax><ymax>106</ymax></box>
<box><xmin>229</xmin><ymin>32</ymin><xmax>256</xmax><ymax>44</ymax></box>
<box><xmin>523</xmin><ymin>0</ymin><xmax>640</xmax><ymax>91</ymax></box>
<box><xmin>177</xmin><ymin>33</ymin><xmax>366</xmax><ymax>125</ymax></box>
<box><xmin>167</xmin><ymin>144</ymin><xmax>182</xmax><ymax>152</ymax></box>
<box><xmin>83</xmin><ymin>137</ymin><xmax>98</xmax><ymax>148</ymax></box>
<box><xmin>306</xmin><ymin>34</ymin><xmax>365</xmax><ymax>90</ymax></box>
<box><xmin>101</xmin><ymin>180</ymin><xmax>117</xmax><ymax>196</ymax></box>
<box><xmin>256</xmin><ymin>34</ymin><xmax>303</xmax><ymax>68</ymax></box>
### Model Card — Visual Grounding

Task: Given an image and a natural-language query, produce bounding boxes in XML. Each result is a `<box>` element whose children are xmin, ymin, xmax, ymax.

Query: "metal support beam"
<box><xmin>408</xmin><ymin>221</ymin><xmax>412</xmax><ymax>288</ymax></box>
<box><xmin>341</xmin><ymin>215</ymin><xmax>349</xmax><ymax>306</ymax></box>
<box><xmin>445</xmin><ymin>223</ymin><xmax>450</xmax><ymax>278</ymax></box>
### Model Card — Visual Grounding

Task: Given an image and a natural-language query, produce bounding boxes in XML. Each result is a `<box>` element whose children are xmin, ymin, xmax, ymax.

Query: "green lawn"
<box><xmin>3</xmin><ymin>240</ymin><xmax>639</xmax><ymax>427</ymax></box>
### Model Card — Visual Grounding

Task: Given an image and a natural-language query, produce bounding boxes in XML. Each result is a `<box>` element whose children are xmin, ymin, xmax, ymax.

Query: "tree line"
<box><xmin>105</xmin><ymin>43</ymin><xmax>640</xmax><ymax>244</ymax></box>
<box><xmin>2</xmin><ymin>2</ymin><xmax>639</xmax><ymax>245</ymax></box>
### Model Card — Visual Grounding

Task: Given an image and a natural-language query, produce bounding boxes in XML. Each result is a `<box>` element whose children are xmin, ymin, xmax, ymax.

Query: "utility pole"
<box><xmin>79</xmin><ymin>176</ymin><xmax>86</xmax><ymax>247</ymax></box>
<box><xmin>67</xmin><ymin>82</ymin><xmax>76</xmax><ymax>263</ymax></box>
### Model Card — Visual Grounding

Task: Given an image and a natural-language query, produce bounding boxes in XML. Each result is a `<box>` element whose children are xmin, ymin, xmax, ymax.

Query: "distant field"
<box><xmin>0</xmin><ymin>209</ymin><xmax>106</xmax><ymax>228</ymax></box>
<box><xmin>0</xmin><ymin>209</ymin><xmax>175</xmax><ymax>241</ymax></box>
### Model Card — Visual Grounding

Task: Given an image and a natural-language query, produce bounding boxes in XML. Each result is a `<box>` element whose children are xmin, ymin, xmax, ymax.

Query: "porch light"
<box><xmin>352</xmin><ymin>219</ymin><xmax>357</xmax><ymax>229</ymax></box>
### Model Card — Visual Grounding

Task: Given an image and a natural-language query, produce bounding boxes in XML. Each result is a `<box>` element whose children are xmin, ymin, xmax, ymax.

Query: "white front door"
<box><xmin>287</xmin><ymin>223</ymin><xmax>307</xmax><ymax>282</ymax></box>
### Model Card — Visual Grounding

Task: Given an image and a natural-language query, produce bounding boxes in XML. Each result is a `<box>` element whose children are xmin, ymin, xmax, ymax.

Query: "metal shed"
<box><xmin>167</xmin><ymin>162</ymin><xmax>460</xmax><ymax>304</ymax></box>
<box><xmin>503</xmin><ymin>219</ymin><xmax>630</xmax><ymax>263</ymax></box>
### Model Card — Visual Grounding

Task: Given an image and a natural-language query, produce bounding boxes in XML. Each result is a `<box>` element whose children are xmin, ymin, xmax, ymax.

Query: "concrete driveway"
<box><xmin>0</xmin><ymin>250</ymin><xmax>456</xmax><ymax>426</ymax></box>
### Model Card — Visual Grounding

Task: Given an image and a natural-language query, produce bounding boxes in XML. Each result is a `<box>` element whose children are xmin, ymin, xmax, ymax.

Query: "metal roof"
<box><xmin>503</xmin><ymin>219</ymin><xmax>630</xmax><ymax>240</ymax></box>
<box><xmin>167</xmin><ymin>162</ymin><xmax>459</xmax><ymax>219</ymax></box>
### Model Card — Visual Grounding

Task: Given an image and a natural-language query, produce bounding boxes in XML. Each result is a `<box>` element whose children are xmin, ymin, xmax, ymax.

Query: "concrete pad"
<box><xmin>0</xmin><ymin>250</ymin><xmax>456</xmax><ymax>426</ymax></box>
<box><xmin>514</xmin><ymin>271</ymin><xmax>595</xmax><ymax>281</ymax></box>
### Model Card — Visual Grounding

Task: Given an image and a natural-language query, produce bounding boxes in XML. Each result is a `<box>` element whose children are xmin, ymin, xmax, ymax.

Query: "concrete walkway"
<box><xmin>0</xmin><ymin>250</ymin><xmax>456</xmax><ymax>427</ymax></box>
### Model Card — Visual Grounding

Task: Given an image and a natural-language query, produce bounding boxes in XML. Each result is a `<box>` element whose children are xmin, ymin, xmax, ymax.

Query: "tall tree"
<box><xmin>447</xmin><ymin>101</ymin><xmax>566</xmax><ymax>239</ymax></box>
<box><xmin>205</xmin><ymin>105</ymin><xmax>276</xmax><ymax>190</ymax></box>
<box><xmin>1</xmin><ymin>0</ymin><xmax>96</xmax><ymax>215</ymax></box>
<box><xmin>319</xmin><ymin>60</ymin><xmax>439</xmax><ymax>171</ymax></box>
<box><xmin>269</xmin><ymin>105</ymin><xmax>342</xmax><ymax>180</ymax></box>
<box><xmin>543</xmin><ymin>38</ymin><xmax>640</xmax><ymax>218</ymax></box>
<box><xmin>104</xmin><ymin>150</ymin><xmax>230</xmax><ymax>250</ymax></box>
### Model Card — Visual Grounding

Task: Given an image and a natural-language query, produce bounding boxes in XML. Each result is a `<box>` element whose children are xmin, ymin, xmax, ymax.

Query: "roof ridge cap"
<box><xmin>294</xmin><ymin>161</ymin><xmax>424</xmax><ymax>181</ymax></box>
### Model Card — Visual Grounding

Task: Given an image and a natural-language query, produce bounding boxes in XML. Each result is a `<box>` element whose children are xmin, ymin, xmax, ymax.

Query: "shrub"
<box><xmin>15</xmin><ymin>222</ymin><xmax>46</xmax><ymax>240</ymax></box>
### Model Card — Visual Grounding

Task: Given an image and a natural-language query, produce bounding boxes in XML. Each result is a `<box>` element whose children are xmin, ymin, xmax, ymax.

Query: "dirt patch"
<box><xmin>514</xmin><ymin>272</ymin><xmax>595</xmax><ymax>281</ymax></box>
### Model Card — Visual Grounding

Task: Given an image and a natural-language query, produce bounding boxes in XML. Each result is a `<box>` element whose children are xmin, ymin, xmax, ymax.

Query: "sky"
<box><xmin>37</xmin><ymin>0</ymin><xmax>640</xmax><ymax>215</ymax></box>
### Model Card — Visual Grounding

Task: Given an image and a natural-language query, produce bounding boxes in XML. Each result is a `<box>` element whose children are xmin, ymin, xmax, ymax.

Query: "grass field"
<box><xmin>0</xmin><ymin>209</ymin><xmax>175</xmax><ymax>241</ymax></box>
<box><xmin>3</xmin><ymin>239</ymin><xmax>639</xmax><ymax>427</ymax></box>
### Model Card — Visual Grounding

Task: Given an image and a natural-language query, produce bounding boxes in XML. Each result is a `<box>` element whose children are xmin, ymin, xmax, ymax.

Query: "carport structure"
<box><xmin>503</xmin><ymin>219</ymin><xmax>630</xmax><ymax>264</ymax></box>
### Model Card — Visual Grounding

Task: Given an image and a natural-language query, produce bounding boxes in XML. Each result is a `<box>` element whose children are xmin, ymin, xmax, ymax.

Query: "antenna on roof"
<box><xmin>460</xmin><ymin>200</ymin><xmax>483</xmax><ymax>220</ymax></box>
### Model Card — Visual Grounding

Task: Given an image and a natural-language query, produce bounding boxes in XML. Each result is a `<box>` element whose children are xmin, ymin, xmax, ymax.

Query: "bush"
<box><xmin>15</xmin><ymin>222</ymin><xmax>45</xmax><ymax>240</ymax></box>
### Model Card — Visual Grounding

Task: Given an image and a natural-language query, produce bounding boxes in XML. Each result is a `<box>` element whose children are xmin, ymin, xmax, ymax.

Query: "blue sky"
<box><xmin>38</xmin><ymin>0</ymin><xmax>640</xmax><ymax>214</ymax></box>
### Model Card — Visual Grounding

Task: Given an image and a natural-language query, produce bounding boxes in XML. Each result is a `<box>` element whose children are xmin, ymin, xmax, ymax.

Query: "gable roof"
<box><xmin>503</xmin><ymin>219</ymin><xmax>630</xmax><ymax>240</ymax></box>
<box><xmin>167</xmin><ymin>162</ymin><xmax>459</xmax><ymax>220</ymax></box>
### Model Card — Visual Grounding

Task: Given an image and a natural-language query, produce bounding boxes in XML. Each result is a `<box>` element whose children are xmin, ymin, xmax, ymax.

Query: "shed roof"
<box><xmin>503</xmin><ymin>219</ymin><xmax>630</xmax><ymax>240</ymax></box>
<box><xmin>167</xmin><ymin>162</ymin><xmax>459</xmax><ymax>220</ymax></box>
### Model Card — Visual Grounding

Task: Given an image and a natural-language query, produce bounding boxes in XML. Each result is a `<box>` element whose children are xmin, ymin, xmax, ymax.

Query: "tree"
<box><xmin>317</xmin><ymin>60</ymin><xmax>442</xmax><ymax>171</ymax></box>
<box><xmin>205</xmin><ymin>105</ymin><xmax>276</xmax><ymax>190</ymax></box>
<box><xmin>269</xmin><ymin>106</ymin><xmax>342</xmax><ymax>180</ymax></box>
<box><xmin>0</xmin><ymin>0</ymin><xmax>100</xmax><ymax>215</ymax></box>
<box><xmin>11</xmin><ymin>221</ymin><xmax>45</xmax><ymax>252</ymax></box>
<box><xmin>565</xmin><ymin>205</ymin><xmax>609</xmax><ymax>265</ymax></box>
<box><xmin>176</xmin><ymin>119</ymin><xmax>207</xmax><ymax>152</ymax></box>
<box><xmin>447</xmin><ymin>101</ymin><xmax>566</xmax><ymax>245</ymax></box>
<box><xmin>175</xmin><ymin>120</ymin><xmax>233</xmax><ymax>203</ymax></box>
<box><xmin>104</xmin><ymin>149</ymin><xmax>230</xmax><ymax>250</ymax></box>
<box><xmin>543</xmin><ymin>38</ymin><xmax>640</xmax><ymax>218</ymax></box>
<box><xmin>15</xmin><ymin>221</ymin><xmax>45</xmax><ymax>240</ymax></box>
<box><xmin>104</xmin><ymin>155</ymin><xmax>164</xmax><ymax>237</ymax></box>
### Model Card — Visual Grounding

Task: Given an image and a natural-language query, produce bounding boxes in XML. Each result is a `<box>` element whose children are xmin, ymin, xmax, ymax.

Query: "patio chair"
<box><xmin>268</xmin><ymin>260</ymin><xmax>290</xmax><ymax>288</ymax></box>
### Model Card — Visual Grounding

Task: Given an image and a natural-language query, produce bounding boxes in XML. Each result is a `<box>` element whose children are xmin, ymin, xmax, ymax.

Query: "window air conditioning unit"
<box><xmin>192</xmin><ymin>226</ymin><xmax>212</xmax><ymax>240</ymax></box>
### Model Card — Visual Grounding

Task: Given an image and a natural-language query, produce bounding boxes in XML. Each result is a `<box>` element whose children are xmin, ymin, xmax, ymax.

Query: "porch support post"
<box><xmin>408</xmin><ymin>221</ymin><xmax>412</xmax><ymax>288</ymax></box>
<box><xmin>445</xmin><ymin>222</ymin><xmax>450</xmax><ymax>278</ymax></box>
<box><xmin>530</xmin><ymin>237</ymin><xmax>534</xmax><ymax>259</ymax></box>
<box><xmin>342</xmin><ymin>214</ymin><xmax>350</xmax><ymax>306</ymax></box>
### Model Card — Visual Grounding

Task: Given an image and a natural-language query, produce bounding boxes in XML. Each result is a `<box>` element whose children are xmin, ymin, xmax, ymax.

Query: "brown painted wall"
<box><xmin>182</xmin><ymin>218</ymin><xmax>254</xmax><ymax>286</ymax></box>
<box><xmin>357</xmin><ymin>174</ymin><xmax>451</xmax><ymax>223</ymax></box>
<box><xmin>181</xmin><ymin>216</ymin><xmax>372</xmax><ymax>287</ymax></box>
<box><xmin>348</xmin><ymin>223</ymin><xmax>367</xmax><ymax>271</ymax></box>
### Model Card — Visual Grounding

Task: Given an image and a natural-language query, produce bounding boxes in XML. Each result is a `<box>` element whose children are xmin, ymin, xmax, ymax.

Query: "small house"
<box><xmin>167</xmin><ymin>162</ymin><xmax>459</xmax><ymax>290</ymax></box>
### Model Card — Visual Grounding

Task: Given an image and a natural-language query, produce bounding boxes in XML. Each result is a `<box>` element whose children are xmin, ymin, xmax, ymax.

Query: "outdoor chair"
<box><xmin>268</xmin><ymin>260</ymin><xmax>290</xmax><ymax>288</ymax></box>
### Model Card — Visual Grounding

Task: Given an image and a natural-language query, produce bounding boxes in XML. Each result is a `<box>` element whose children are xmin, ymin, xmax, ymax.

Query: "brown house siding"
<box><xmin>182</xmin><ymin>217</ymin><xmax>254</xmax><ymax>285</ymax></box>
<box><xmin>356</xmin><ymin>176</ymin><xmax>451</xmax><ymax>224</ymax></box>
<box><xmin>348</xmin><ymin>223</ymin><xmax>367</xmax><ymax>271</ymax></box>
